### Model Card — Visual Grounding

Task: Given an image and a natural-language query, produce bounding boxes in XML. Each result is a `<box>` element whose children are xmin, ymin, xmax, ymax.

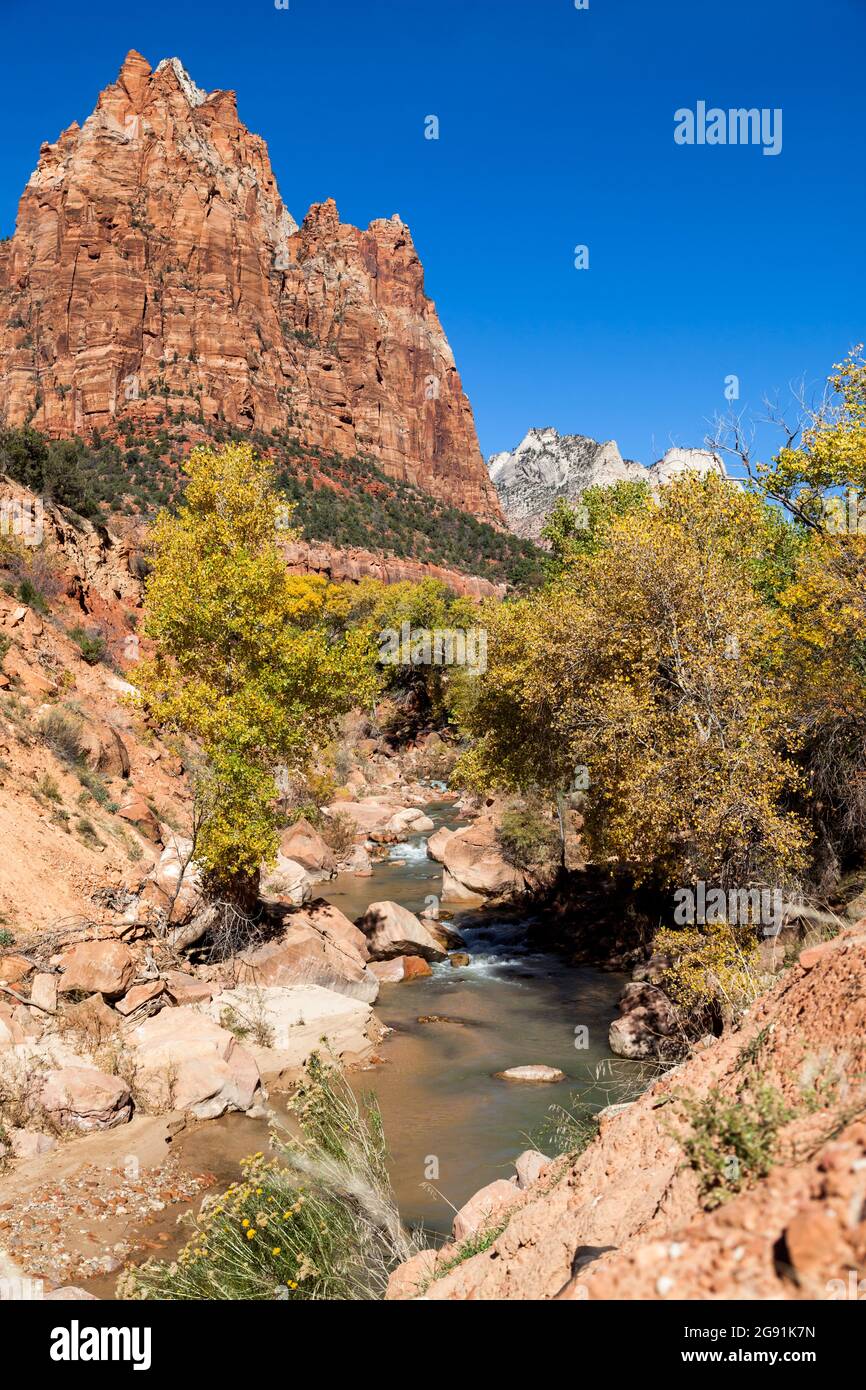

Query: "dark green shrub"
<box><xmin>69</xmin><ymin>626</ymin><xmax>108</xmax><ymax>665</ymax></box>
<box><xmin>497</xmin><ymin>801</ymin><xmax>561</xmax><ymax>871</ymax></box>
<box><xmin>17</xmin><ymin>578</ymin><xmax>48</xmax><ymax>614</ymax></box>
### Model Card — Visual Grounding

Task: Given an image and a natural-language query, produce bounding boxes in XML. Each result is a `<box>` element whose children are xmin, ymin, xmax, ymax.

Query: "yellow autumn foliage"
<box><xmin>458</xmin><ymin>474</ymin><xmax>810</xmax><ymax>887</ymax></box>
<box><xmin>134</xmin><ymin>442</ymin><xmax>378</xmax><ymax>895</ymax></box>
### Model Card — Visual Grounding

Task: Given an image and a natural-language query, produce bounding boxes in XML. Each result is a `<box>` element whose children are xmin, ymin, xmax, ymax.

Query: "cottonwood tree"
<box><xmin>134</xmin><ymin>442</ymin><xmax>377</xmax><ymax>906</ymax></box>
<box><xmin>458</xmin><ymin>474</ymin><xmax>810</xmax><ymax>890</ymax></box>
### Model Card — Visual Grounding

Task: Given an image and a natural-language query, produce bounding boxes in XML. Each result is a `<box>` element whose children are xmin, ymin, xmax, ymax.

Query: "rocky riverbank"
<box><xmin>388</xmin><ymin>924</ymin><xmax>866</xmax><ymax>1301</ymax></box>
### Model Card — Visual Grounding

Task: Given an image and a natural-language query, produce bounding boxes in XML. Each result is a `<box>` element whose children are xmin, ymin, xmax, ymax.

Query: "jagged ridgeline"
<box><xmin>0</xmin><ymin>49</ymin><xmax>548</xmax><ymax>586</ymax></box>
<box><xmin>0</xmin><ymin>422</ymin><xmax>545</xmax><ymax>589</ymax></box>
<box><xmin>0</xmin><ymin>51</ymin><xmax>504</xmax><ymax>526</ymax></box>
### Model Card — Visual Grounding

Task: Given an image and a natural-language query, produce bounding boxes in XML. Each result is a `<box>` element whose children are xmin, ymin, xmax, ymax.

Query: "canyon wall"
<box><xmin>0</xmin><ymin>52</ymin><xmax>503</xmax><ymax>525</ymax></box>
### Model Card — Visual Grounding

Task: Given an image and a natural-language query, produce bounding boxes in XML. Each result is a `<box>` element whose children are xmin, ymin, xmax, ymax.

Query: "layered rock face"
<box><xmin>282</xmin><ymin>540</ymin><xmax>505</xmax><ymax>599</ymax></box>
<box><xmin>0</xmin><ymin>51</ymin><xmax>503</xmax><ymax>524</ymax></box>
<box><xmin>488</xmin><ymin>427</ymin><xmax>726</xmax><ymax>539</ymax></box>
<box><xmin>487</xmin><ymin>428</ymin><xmax>646</xmax><ymax>539</ymax></box>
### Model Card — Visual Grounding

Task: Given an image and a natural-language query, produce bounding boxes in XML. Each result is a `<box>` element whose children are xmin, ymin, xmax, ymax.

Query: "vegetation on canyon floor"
<box><xmin>3</xmin><ymin>350</ymin><xmax>866</xmax><ymax>1302</ymax></box>
<box><xmin>457</xmin><ymin>350</ymin><xmax>866</xmax><ymax>908</ymax></box>
<box><xmin>23</xmin><ymin>344</ymin><xmax>852</xmax><ymax>1018</ymax></box>
<box><xmin>119</xmin><ymin>1056</ymin><xmax>421</xmax><ymax>1301</ymax></box>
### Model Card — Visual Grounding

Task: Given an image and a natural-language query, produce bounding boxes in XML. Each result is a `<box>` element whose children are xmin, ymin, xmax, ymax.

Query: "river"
<box><xmin>83</xmin><ymin>795</ymin><xmax>632</xmax><ymax>1292</ymax></box>
<box><xmin>317</xmin><ymin>798</ymin><xmax>628</xmax><ymax>1236</ymax></box>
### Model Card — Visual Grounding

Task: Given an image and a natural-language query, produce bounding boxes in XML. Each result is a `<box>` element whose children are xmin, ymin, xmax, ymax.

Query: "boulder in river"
<box><xmin>357</xmin><ymin>900</ymin><xmax>447</xmax><ymax>963</ymax></box>
<box><xmin>424</xmin><ymin>919</ymin><xmax>466</xmax><ymax>951</ymax></box>
<box><xmin>441</xmin><ymin>818</ymin><xmax>526</xmax><ymax>902</ymax></box>
<box><xmin>386</xmin><ymin>807</ymin><xmax>435</xmax><ymax>837</ymax></box>
<box><xmin>233</xmin><ymin>903</ymin><xmax>379</xmax><ymax>1004</ymax></box>
<box><xmin>369</xmin><ymin>955</ymin><xmax>433</xmax><ymax>983</ymax></box>
<box><xmin>426</xmin><ymin>825</ymin><xmax>454</xmax><ymax>863</ymax></box>
<box><xmin>496</xmin><ymin>1065</ymin><xmax>566</xmax><ymax>1083</ymax></box>
<box><xmin>339</xmin><ymin>843</ymin><xmax>373</xmax><ymax>876</ymax></box>
<box><xmin>608</xmin><ymin>981</ymin><xmax>679</xmax><ymax>1060</ymax></box>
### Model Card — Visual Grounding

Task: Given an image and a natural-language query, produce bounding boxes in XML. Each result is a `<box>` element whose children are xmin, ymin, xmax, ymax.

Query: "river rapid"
<box><xmin>82</xmin><ymin>795</ymin><xmax>634</xmax><ymax>1293</ymax></box>
<box><xmin>318</xmin><ymin>798</ymin><xmax>628</xmax><ymax>1236</ymax></box>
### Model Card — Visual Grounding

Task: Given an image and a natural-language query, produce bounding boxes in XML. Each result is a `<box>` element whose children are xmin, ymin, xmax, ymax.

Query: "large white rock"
<box><xmin>488</xmin><ymin>427</ymin><xmax>729</xmax><ymax>541</ymax></box>
<box><xmin>488</xmin><ymin>428</ymin><xmax>645</xmax><ymax>540</ymax></box>
<box><xmin>496</xmin><ymin>1065</ymin><xmax>565</xmax><ymax>1084</ymax></box>
<box><xmin>357</xmin><ymin>901</ymin><xmax>447</xmax><ymax>963</ymax></box>
<box><xmin>130</xmin><ymin>1008</ymin><xmax>262</xmax><ymax>1119</ymax></box>
<box><xmin>205</xmin><ymin>983</ymin><xmax>377</xmax><ymax>1077</ymax></box>
<box><xmin>648</xmin><ymin>446</ymin><xmax>726</xmax><ymax>489</ymax></box>
<box><xmin>385</xmin><ymin>808</ymin><xmax>435</xmax><ymax>836</ymax></box>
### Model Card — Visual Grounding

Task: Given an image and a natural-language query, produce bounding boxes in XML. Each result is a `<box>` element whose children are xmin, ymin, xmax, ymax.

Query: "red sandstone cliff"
<box><xmin>0</xmin><ymin>51</ymin><xmax>503</xmax><ymax>524</ymax></box>
<box><xmin>282</xmin><ymin>540</ymin><xmax>505</xmax><ymax>599</ymax></box>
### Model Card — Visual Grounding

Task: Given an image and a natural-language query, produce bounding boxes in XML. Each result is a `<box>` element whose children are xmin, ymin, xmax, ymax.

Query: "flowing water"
<box><xmin>85</xmin><ymin>797</ymin><xmax>633</xmax><ymax>1291</ymax></box>
<box><xmin>318</xmin><ymin>799</ymin><xmax>629</xmax><ymax>1236</ymax></box>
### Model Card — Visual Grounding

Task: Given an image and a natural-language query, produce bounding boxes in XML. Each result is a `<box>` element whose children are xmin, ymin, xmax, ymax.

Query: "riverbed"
<box><xmin>79</xmin><ymin>797</ymin><xmax>633</xmax><ymax>1292</ymax></box>
<box><xmin>320</xmin><ymin>799</ymin><xmax>628</xmax><ymax>1236</ymax></box>
<box><xmin>169</xmin><ymin>800</ymin><xmax>630</xmax><ymax>1240</ymax></box>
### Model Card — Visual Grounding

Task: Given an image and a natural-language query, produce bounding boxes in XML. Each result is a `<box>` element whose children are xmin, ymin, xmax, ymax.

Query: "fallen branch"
<box><xmin>0</xmin><ymin>982</ymin><xmax>54</xmax><ymax>1014</ymax></box>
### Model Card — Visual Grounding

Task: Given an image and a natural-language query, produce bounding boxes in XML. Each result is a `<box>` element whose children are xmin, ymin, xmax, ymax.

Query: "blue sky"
<box><xmin>1</xmin><ymin>0</ymin><xmax>864</xmax><ymax>467</ymax></box>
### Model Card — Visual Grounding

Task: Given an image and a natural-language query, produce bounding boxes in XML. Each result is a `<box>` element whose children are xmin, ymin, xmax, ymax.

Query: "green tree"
<box><xmin>135</xmin><ymin>442</ymin><xmax>377</xmax><ymax>902</ymax></box>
